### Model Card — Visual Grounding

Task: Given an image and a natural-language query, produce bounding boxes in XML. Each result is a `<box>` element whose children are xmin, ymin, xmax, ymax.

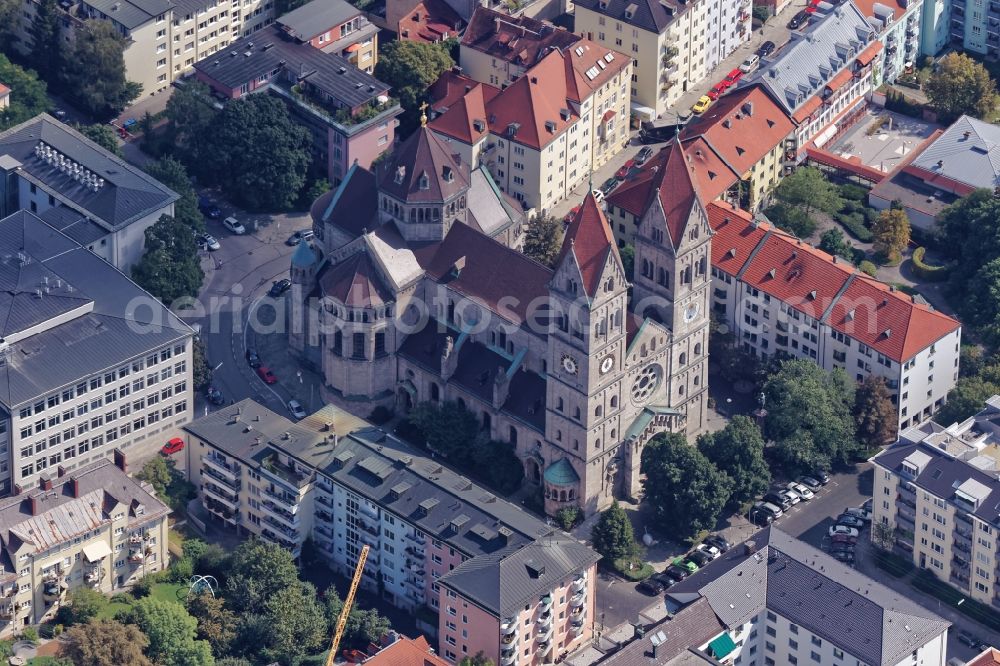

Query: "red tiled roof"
<box><xmin>656</xmin><ymin>140</ymin><xmax>703</xmax><ymax>248</ymax></box>
<box><xmin>0</xmin><ymin>84</ymin><xmax>9</xmax><ymax>96</ymax></box>
<box><xmin>707</xmin><ymin>201</ymin><xmax>766</xmax><ymax>276</ymax></box>
<box><xmin>968</xmin><ymin>648</ymin><xmax>1000</xmax><ymax>666</ymax></box>
<box><xmin>561</xmin><ymin>38</ymin><xmax>629</xmax><ymax>103</ymax></box>
<box><xmin>855</xmin><ymin>40</ymin><xmax>884</xmax><ymax>66</ymax></box>
<box><xmin>461</xmin><ymin>7</ymin><xmax>580</xmax><ymax>68</ymax></box>
<box><xmin>557</xmin><ymin>191</ymin><xmax>619</xmax><ymax>296</ymax></box>
<box><xmin>678</xmin><ymin>136</ymin><xmax>738</xmax><ymax>202</ymax></box>
<box><xmin>792</xmin><ymin>95</ymin><xmax>823</xmax><ymax>124</ymax></box>
<box><xmin>606</xmin><ymin>147</ymin><xmax>669</xmax><ymax>216</ymax></box>
<box><xmin>319</xmin><ymin>251</ymin><xmax>393</xmax><ymax>308</ymax></box>
<box><xmin>398</xmin><ymin>0</ymin><xmax>463</xmax><ymax>43</ymax></box>
<box><xmin>378</xmin><ymin>126</ymin><xmax>470</xmax><ymax>203</ymax></box>
<box><xmin>826</xmin><ymin>67</ymin><xmax>854</xmax><ymax>93</ymax></box>
<box><xmin>901</xmin><ymin>164</ymin><xmax>978</xmax><ymax>196</ymax></box>
<box><xmin>804</xmin><ymin>147</ymin><xmax>887</xmax><ymax>183</ymax></box>
<box><xmin>681</xmin><ymin>85</ymin><xmax>795</xmax><ymax>178</ymax></box>
<box><xmin>364</xmin><ymin>636</ymin><xmax>450</xmax><ymax>666</ymax></box>
<box><xmin>428</xmin><ymin>73</ymin><xmax>499</xmax><ymax>145</ymax></box>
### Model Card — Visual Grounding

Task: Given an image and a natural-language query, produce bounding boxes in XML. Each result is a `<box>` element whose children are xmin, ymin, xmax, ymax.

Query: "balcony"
<box><xmin>570</xmin><ymin>590</ymin><xmax>586</xmax><ymax>608</ymax></box>
<box><xmin>261</xmin><ymin>501</ymin><xmax>300</xmax><ymax>530</ymax></box>
<box><xmin>571</xmin><ymin>618</ymin><xmax>586</xmax><ymax>635</ymax></box>
<box><xmin>260</xmin><ymin>528</ymin><xmax>300</xmax><ymax>555</ymax></box>
<box><xmin>43</xmin><ymin>580</ymin><xmax>66</xmax><ymax>602</ymax></box>
<box><xmin>405</xmin><ymin>530</ymin><xmax>426</xmax><ymax>547</ymax></box>
<box><xmin>897</xmin><ymin>503</ymin><xmax>916</xmax><ymax>524</ymax></box>
<box><xmin>203</xmin><ymin>483</ymin><xmax>238</xmax><ymax>510</ymax></box>
<box><xmin>264</xmin><ymin>516</ymin><xmax>299</xmax><ymax>541</ymax></box>
<box><xmin>315</xmin><ymin>493</ymin><xmax>334</xmax><ymax>509</ymax></box>
<box><xmin>85</xmin><ymin>567</ymin><xmax>104</xmax><ymax>587</ymax></box>
<box><xmin>203</xmin><ymin>497</ymin><xmax>238</xmax><ymax>523</ymax></box>
<box><xmin>537</xmin><ymin>638</ymin><xmax>553</xmax><ymax>656</ymax></box>
<box><xmin>572</xmin><ymin>575</ymin><xmax>587</xmax><ymax>594</ymax></box>
<box><xmin>956</xmin><ymin>511</ymin><xmax>973</xmax><ymax>526</ymax></box>
<box><xmin>316</xmin><ymin>508</ymin><xmax>334</xmax><ymax>524</ymax></box>
<box><xmin>501</xmin><ymin>646</ymin><xmax>517</xmax><ymax>666</ymax></box>
<box><xmin>260</xmin><ymin>453</ymin><xmax>310</xmax><ymax>489</ymax></box>
<box><xmin>536</xmin><ymin>611</ymin><xmax>552</xmax><ymax>630</ymax></box>
<box><xmin>406</xmin><ymin>546</ymin><xmax>425</xmax><ymax>560</ymax></box>
<box><xmin>539</xmin><ymin>594</ymin><xmax>552</xmax><ymax>609</ymax></box>
<box><xmin>202</xmin><ymin>454</ymin><xmax>239</xmax><ymax>481</ymax></box>
<box><xmin>501</xmin><ymin>630</ymin><xmax>518</xmax><ymax>646</ymax></box>
<box><xmin>991</xmin><ymin>2</ymin><xmax>1000</xmax><ymax>14</ymax></box>
<box><xmin>314</xmin><ymin>524</ymin><xmax>334</xmax><ymax>540</ymax></box>
<box><xmin>358</xmin><ymin>502</ymin><xmax>379</xmax><ymax>520</ymax></box>
<box><xmin>203</xmin><ymin>465</ymin><xmax>241</xmax><ymax>492</ymax></box>
<box><xmin>261</xmin><ymin>488</ymin><xmax>299</xmax><ymax>511</ymax></box>
<box><xmin>501</xmin><ymin>617</ymin><xmax>518</xmax><ymax>635</ymax></box>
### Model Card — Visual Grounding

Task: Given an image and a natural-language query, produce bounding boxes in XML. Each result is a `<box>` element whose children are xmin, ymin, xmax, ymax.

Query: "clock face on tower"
<box><xmin>561</xmin><ymin>354</ymin><xmax>579</xmax><ymax>375</ymax></box>
<box><xmin>600</xmin><ymin>355</ymin><xmax>615</xmax><ymax>374</ymax></box>
<box><xmin>684</xmin><ymin>302</ymin><xmax>700</xmax><ymax>323</ymax></box>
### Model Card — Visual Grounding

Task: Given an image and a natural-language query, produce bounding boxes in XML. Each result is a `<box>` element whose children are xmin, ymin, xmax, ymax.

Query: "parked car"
<box><xmin>828</xmin><ymin>525</ymin><xmax>860</xmax><ymax>539</ymax></box>
<box><xmin>615</xmin><ymin>160</ymin><xmax>635</xmax><ymax>179</ymax></box>
<box><xmin>844</xmin><ymin>506</ymin><xmax>873</xmax><ymax>522</ymax></box>
<box><xmin>286</xmin><ymin>229</ymin><xmax>315</xmax><ymax>246</ymax></box>
<box><xmin>288</xmin><ymin>399</ymin><xmax>306</xmax><ymax>420</ymax></box>
<box><xmin>695</xmin><ymin>543</ymin><xmax>721</xmax><ymax>561</ymax></box>
<box><xmin>757</xmin><ymin>40</ymin><xmax>776</xmax><ymax>57</ymax></box>
<box><xmin>651</xmin><ymin>573</ymin><xmax>676</xmax><ymax>589</ymax></box>
<box><xmin>198</xmin><ymin>197</ymin><xmax>222</xmax><ymax>219</ymax></box>
<box><xmin>205</xmin><ymin>386</ymin><xmax>225</xmax><ymax>406</ymax></box>
<box><xmin>703</xmin><ymin>534</ymin><xmax>731</xmax><ymax>553</ymax></box>
<box><xmin>673</xmin><ymin>557</ymin><xmax>698</xmax><ymax>573</ymax></box>
<box><xmin>958</xmin><ymin>630</ymin><xmax>987</xmax><ymax>650</ymax></box>
<box><xmin>197</xmin><ymin>233</ymin><xmax>221</xmax><ymax>251</ymax></box>
<box><xmin>830</xmin><ymin>549</ymin><xmax>855</xmax><ymax>564</ymax></box>
<box><xmin>707</xmin><ymin>83</ymin><xmax>727</xmax><ymax>100</ymax></box>
<box><xmin>591</xmin><ymin>188</ymin><xmax>606</xmax><ymax>203</ymax></box>
<box><xmin>831</xmin><ymin>533</ymin><xmax>858</xmax><ymax>545</ymax></box>
<box><xmin>269</xmin><ymin>278</ymin><xmax>292</xmax><ymax>297</ymax></box>
<box><xmin>245</xmin><ymin>348</ymin><xmax>261</xmax><ymax>368</ymax></box>
<box><xmin>161</xmin><ymin>437</ymin><xmax>185</xmax><ymax>455</ymax></box>
<box><xmin>638</xmin><ymin>578</ymin><xmax>667</xmax><ymax>595</ymax></box>
<box><xmin>256</xmin><ymin>365</ymin><xmax>278</xmax><ymax>384</ymax></box>
<box><xmin>687</xmin><ymin>550</ymin><xmax>713</xmax><ymax>568</ymax></box>
<box><xmin>600</xmin><ymin>177</ymin><xmax>620</xmax><ymax>195</ymax></box>
<box><xmin>663</xmin><ymin>564</ymin><xmax>690</xmax><ymax>581</ymax></box>
<box><xmin>223</xmin><ymin>216</ymin><xmax>246</xmax><ymax>235</ymax></box>
<box><xmin>813</xmin><ymin>469</ymin><xmax>831</xmax><ymax>485</ymax></box>
<box><xmin>837</xmin><ymin>514</ymin><xmax>865</xmax><ymax>530</ymax></box>
<box><xmin>739</xmin><ymin>54</ymin><xmax>760</xmax><ymax>73</ymax></box>
<box><xmin>778</xmin><ymin>488</ymin><xmax>800</xmax><ymax>506</ymax></box>
<box><xmin>788</xmin><ymin>10</ymin><xmax>809</xmax><ymax>29</ymax></box>
<box><xmin>756</xmin><ymin>500</ymin><xmax>784</xmax><ymax>518</ymax></box>
<box><xmin>797</xmin><ymin>475</ymin><xmax>822</xmax><ymax>491</ymax></box>
<box><xmin>786</xmin><ymin>482</ymin><xmax>814</xmax><ymax>501</ymax></box>
<box><xmin>748</xmin><ymin>507</ymin><xmax>773</xmax><ymax>526</ymax></box>
<box><xmin>691</xmin><ymin>95</ymin><xmax>713</xmax><ymax>114</ymax></box>
<box><xmin>725</xmin><ymin>68</ymin><xmax>744</xmax><ymax>85</ymax></box>
<box><xmin>635</xmin><ymin>146</ymin><xmax>654</xmax><ymax>165</ymax></box>
<box><xmin>763</xmin><ymin>492</ymin><xmax>791</xmax><ymax>511</ymax></box>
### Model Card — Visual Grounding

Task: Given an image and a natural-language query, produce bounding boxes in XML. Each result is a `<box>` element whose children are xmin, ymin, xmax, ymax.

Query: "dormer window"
<box><xmin>442</xmin><ymin>166</ymin><xmax>454</xmax><ymax>183</ymax></box>
<box><xmin>394</xmin><ymin>166</ymin><xmax>406</xmax><ymax>185</ymax></box>
<box><xmin>419</xmin><ymin>172</ymin><xmax>429</xmax><ymax>190</ymax></box>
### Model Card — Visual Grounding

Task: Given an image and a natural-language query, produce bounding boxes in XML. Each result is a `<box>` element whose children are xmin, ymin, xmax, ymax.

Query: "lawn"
<box><xmin>93</xmin><ymin>582</ymin><xmax>186</xmax><ymax>620</ymax></box>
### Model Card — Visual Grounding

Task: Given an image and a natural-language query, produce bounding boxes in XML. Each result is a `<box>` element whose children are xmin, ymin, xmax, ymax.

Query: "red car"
<box><xmin>161</xmin><ymin>437</ymin><xmax>185</xmax><ymax>456</ymax></box>
<box><xmin>726</xmin><ymin>68</ymin><xmax>744</xmax><ymax>85</ymax></box>
<box><xmin>257</xmin><ymin>365</ymin><xmax>278</xmax><ymax>384</ymax></box>
<box><xmin>615</xmin><ymin>159</ymin><xmax>635</xmax><ymax>179</ymax></box>
<box><xmin>708</xmin><ymin>82</ymin><xmax>727</xmax><ymax>100</ymax></box>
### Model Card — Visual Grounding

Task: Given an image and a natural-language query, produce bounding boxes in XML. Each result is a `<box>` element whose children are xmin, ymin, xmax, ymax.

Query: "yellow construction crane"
<box><xmin>325</xmin><ymin>544</ymin><xmax>371</xmax><ymax>666</ymax></box>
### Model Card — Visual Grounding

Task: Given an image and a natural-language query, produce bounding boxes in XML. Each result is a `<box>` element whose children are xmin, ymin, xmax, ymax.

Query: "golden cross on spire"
<box><xmin>419</xmin><ymin>101</ymin><xmax>429</xmax><ymax>127</ymax></box>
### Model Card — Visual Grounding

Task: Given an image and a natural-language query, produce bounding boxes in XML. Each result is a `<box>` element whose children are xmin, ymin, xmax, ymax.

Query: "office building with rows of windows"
<box><xmin>0</xmin><ymin>210</ymin><xmax>195</xmax><ymax>497</ymax></box>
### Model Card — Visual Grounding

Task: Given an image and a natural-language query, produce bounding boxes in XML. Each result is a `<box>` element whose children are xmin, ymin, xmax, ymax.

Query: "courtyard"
<box><xmin>827</xmin><ymin>108</ymin><xmax>940</xmax><ymax>174</ymax></box>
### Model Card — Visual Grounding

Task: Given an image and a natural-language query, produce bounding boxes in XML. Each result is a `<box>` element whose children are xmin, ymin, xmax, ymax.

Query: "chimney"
<box><xmin>113</xmin><ymin>448</ymin><xmax>127</xmax><ymax>473</ymax></box>
<box><xmin>963</xmin><ymin>130</ymin><xmax>971</xmax><ymax>139</ymax></box>
<box><xmin>56</xmin><ymin>465</ymin><xmax>66</xmax><ymax>478</ymax></box>
<box><xmin>39</xmin><ymin>476</ymin><xmax>52</xmax><ymax>491</ymax></box>
<box><xmin>743</xmin><ymin>540</ymin><xmax>758</xmax><ymax>555</ymax></box>
<box><xmin>70</xmin><ymin>477</ymin><xmax>80</xmax><ymax>498</ymax></box>
<box><xmin>28</xmin><ymin>496</ymin><xmax>38</xmax><ymax>516</ymax></box>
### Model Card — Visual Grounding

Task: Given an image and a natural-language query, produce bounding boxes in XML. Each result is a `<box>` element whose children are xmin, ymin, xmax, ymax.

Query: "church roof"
<box><xmin>556</xmin><ymin>191</ymin><xmax>619</xmax><ymax>297</ymax></box>
<box><xmin>378</xmin><ymin>125</ymin><xmax>470</xmax><ymax>204</ymax></box>
<box><xmin>544</xmin><ymin>458</ymin><xmax>579</xmax><ymax>485</ymax></box>
<box><xmin>319</xmin><ymin>251</ymin><xmax>393</xmax><ymax>308</ymax></box>
<box><xmin>312</xmin><ymin>164</ymin><xmax>379</xmax><ymax>239</ymax></box>
<box><xmin>291</xmin><ymin>241</ymin><xmax>320</xmax><ymax>268</ymax></box>
<box><xmin>655</xmin><ymin>139</ymin><xmax>703</xmax><ymax>249</ymax></box>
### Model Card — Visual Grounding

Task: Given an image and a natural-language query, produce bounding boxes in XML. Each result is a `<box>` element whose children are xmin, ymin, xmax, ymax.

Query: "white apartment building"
<box><xmin>708</xmin><ymin>202</ymin><xmax>961</xmax><ymax>429</ymax></box>
<box><xmin>603</xmin><ymin>527</ymin><xmax>950</xmax><ymax>666</ymax></box>
<box><xmin>14</xmin><ymin>0</ymin><xmax>274</xmax><ymax>99</ymax></box>
<box><xmin>872</xmin><ymin>396</ymin><xmax>1000</xmax><ymax>609</ymax></box>
<box><xmin>0</xmin><ymin>210</ymin><xmax>194</xmax><ymax>497</ymax></box>
<box><xmin>574</xmin><ymin>0</ymin><xmax>751</xmax><ymax>119</ymax></box>
<box><xmin>181</xmin><ymin>398</ymin><xmax>600</xmax><ymax>641</ymax></box>
<box><xmin>0</xmin><ymin>458</ymin><xmax>170</xmax><ymax>636</ymax></box>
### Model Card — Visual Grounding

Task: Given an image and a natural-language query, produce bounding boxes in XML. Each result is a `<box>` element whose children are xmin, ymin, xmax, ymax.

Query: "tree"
<box><xmin>122</xmin><ymin>598</ymin><xmax>213</xmax><ymax>666</ymax></box>
<box><xmin>460</xmin><ymin>654</ymin><xmax>496</xmax><ymax>666</ymax></box>
<box><xmin>751</xmin><ymin>5</ymin><xmax>770</xmax><ymax>22</ymax></box>
<box><xmin>407</xmin><ymin>401</ymin><xmax>480</xmax><ymax>460</ymax></box>
<box><xmin>61</xmin><ymin>586</ymin><xmax>106</xmax><ymax>626</ymax></box>
<box><xmin>136</xmin><ymin>456</ymin><xmax>173</xmax><ymax>499</ymax></box>
<box><xmin>936</xmin><ymin>375</ymin><xmax>1000</xmax><ymax>425</ymax></box>
<box><xmin>0</xmin><ymin>55</ymin><xmax>50</xmax><ymax>131</ymax></box>
<box><xmin>964</xmin><ymin>258</ymin><xmax>1000</xmax><ymax>346</ymax></box>
<box><xmin>60</xmin><ymin>620</ymin><xmax>152</xmax><ymax>666</ymax></box>
<box><xmin>225</xmin><ymin>541</ymin><xmax>301</xmax><ymax>614</ymax></box>
<box><xmin>522</xmin><ymin>215</ymin><xmax>563</xmax><ymax>267</ymax></box>
<box><xmin>60</xmin><ymin>20</ymin><xmax>142</xmax><ymax>119</ymax></box>
<box><xmin>619</xmin><ymin>244</ymin><xmax>635</xmax><ymax>280</ymax></box>
<box><xmin>698</xmin><ymin>416</ymin><xmax>770</xmax><ymax>509</ymax></box>
<box><xmin>261</xmin><ymin>582</ymin><xmax>328</xmax><ymax>663</ymax></box>
<box><xmin>374</xmin><ymin>40</ymin><xmax>454</xmax><ymax>135</ymax></box>
<box><xmin>819</xmin><ymin>228</ymin><xmax>853</xmax><ymax>260</ymax></box>
<box><xmin>763</xmin><ymin>360</ymin><xmax>858</xmax><ymax>473</ymax></box>
<box><xmin>590</xmin><ymin>501</ymin><xmax>638</xmax><ymax>562</ymax></box>
<box><xmin>773</xmin><ymin>166</ymin><xmax>841</xmax><ymax>218</ymax></box>
<box><xmin>925</xmin><ymin>52</ymin><xmax>999</xmax><ymax>123</ymax></box>
<box><xmin>131</xmin><ymin>214</ymin><xmax>205</xmax><ymax>305</ymax></box>
<box><xmin>29</xmin><ymin>0</ymin><xmax>63</xmax><ymax>81</ymax></box>
<box><xmin>144</xmin><ymin>157</ymin><xmax>205</xmax><ymax>233</ymax></box>
<box><xmin>187</xmin><ymin>593</ymin><xmax>237</xmax><ymax>656</ymax></box>
<box><xmin>75</xmin><ymin>123</ymin><xmax>123</xmax><ymax>156</ymax></box>
<box><xmin>163</xmin><ymin>81</ymin><xmax>216</xmax><ymax>163</ymax></box>
<box><xmin>871</xmin><ymin>520</ymin><xmax>895</xmax><ymax>551</ymax></box>
<box><xmin>0</xmin><ymin>0</ymin><xmax>19</xmax><ymax>54</ymax></box>
<box><xmin>324</xmin><ymin>587</ymin><xmax>392</xmax><ymax>650</ymax></box>
<box><xmin>195</xmin><ymin>95</ymin><xmax>310</xmax><ymax>210</ymax></box>
<box><xmin>193</xmin><ymin>338</ymin><xmax>211</xmax><ymax>390</ymax></box>
<box><xmin>872</xmin><ymin>208</ymin><xmax>910</xmax><ymax>258</ymax></box>
<box><xmin>854</xmin><ymin>375</ymin><xmax>898</xmax><ymax>449</ymax></box>
<box><xmin>641</xmin><ymin>433</ymin><xmax>732</xmax><ymax>539</ymax></box>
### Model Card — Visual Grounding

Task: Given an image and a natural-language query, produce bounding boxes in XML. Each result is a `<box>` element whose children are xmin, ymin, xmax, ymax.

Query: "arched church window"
<box><xmin>694</xmin><ymin>342</ymin><xmax>702</xmax><ymax>356</ymax></box>
<box><xmin>679</xmin><ymin>352</ymin><xmax>687</xmax><ymax>366</ymax></box>
<box><xmin>595</xmin><ymin>405</ymin><xmax>603</xmax><ymax>417</ymax></box>
<box><xmin>610</xmin><ymin>396</ymin><xmax>618</xmax><ymax>408</ymax></box>
<box><xmin>573</xmin><ymin>406</ymin><xmax>581</xmax><ymax>420</ymax></box>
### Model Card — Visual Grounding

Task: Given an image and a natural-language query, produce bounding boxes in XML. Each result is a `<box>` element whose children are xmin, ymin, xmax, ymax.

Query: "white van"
<box><xmin>740</xmin><ymin>54</ymin><xmax>760</xmax><ymax>73</ymax></box>
<box><xmin>223</xmin><ymin>217</ymin><xmax>246</xmax><ymax>235</ymax></box>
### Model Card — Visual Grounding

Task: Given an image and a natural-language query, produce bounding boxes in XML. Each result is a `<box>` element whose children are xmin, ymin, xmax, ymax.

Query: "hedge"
<box><xmin>839</xmin><ymin>183</ymin><xmax>869</xmax><ymax>202</ymax></box>
<box><xmin>859</xmin><ymin>260</ymin><xmax>877</xmax><ymax>276</ymax></box>
<box><xmin>611</xmin><ymin>558</ymin><xmax>654</xmax><ymax>581</ymax></box>
<box><xmin>834</xmin><ymin>211</ymin><xmax>874</xmax><ymax>242</ymax></box>
<box><xmin>911</xmin><ymin>247</ymin><xmax>950</xmax><ymax>282</ymax></box>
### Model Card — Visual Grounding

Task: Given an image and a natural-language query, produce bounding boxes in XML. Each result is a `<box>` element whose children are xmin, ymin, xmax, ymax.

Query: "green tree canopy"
<box><xmin>818</xmin><ymin>227</ymin><xmax>853</xmax><ymax>260</ymax></box>
<box><xmin>29</xmin><ymin>0</ymin><xmax>63</xmax><ymax>81</ymax></box>
<box><xmin>459</xmin><ymin>654</ymin><xmax>496</xmax><ymax>666</ymax></box>
<box><xmin>872</xmin><ymin>208</ymin><xmax>910</xmax><ymax>257</ymax></box>
<box><xmin>195</xmin><ymin>95</ymin><xmax>311</xmax><ymax>210</ymax></box>
<box><xmin>324</xmin><ymin>586</ymin><xmax>393</xmax><ymax>650</ymax></box>
<box><xmin>641</xmin><ymin>433</ymin><xmax>732</xmax><ymax>539</ymax></box>
<box><xmin>61</xmin><ymin>20</ymin><xmax>141</xmax><ymax>119</ymax></box>
<box><xmin>75</xmin><ymin>123</ymin><xmax>123</xmax><ymax>156</ymax></box>
<box><xmin>854</xmin><ymin>375</ymin><xmax>898</xmax><ymax>449</ymax></box>
<box><xmin>163</xmin><ymin>81</ymin><xmax>216</xmax><ymax>163</ymax></box>
<box><xmin>590</xmin><ymin>501</ymin><xmax>638</xmax><ymax>562</ymax></box>
<box><xmin>523</xmin><ymin>215</ymin><xmax>563</xmax><ymax>267</ymax></box>
<box><xmin>225</xmin><ymin>540</ymin><xmax>301</xmax><ymax>614</ymax></box>
<box><xmin>60</xmin><ymin>620</ymin><xmax>152</xmax><ymax>666</ymax></box>
<box><xmin>408</xmin><ymin>401</ymin><xmax>480</xmax><ymax>459</ymax></box>
<box><xmin>0</xmin><ymin>0</ymin><xmax>19</xmax><ymax>53</ymax></box>
<box><xmin>61</xmin><ymin>586</ymin><xmax>107</xmax><ymax>626</ymax></box>
<box><xmin>123</xmin><ymin>597</ymin><xmax>214</xmax><ymax>666</ymax></box>
<box><xmin>144</xmin><ymin>157</ymin><xmax>205</xmax><ymax>233</ymax></box>
<box><xmin>698</xmin><ymin>415</ymin><xmax>770</xmax><ymax>509</ymax></box>
<box><xmin>0</xmin><ymin>55</ymin><xmax>50</xmax><ymax>131</ymax></box>
<box><xmin>937</xmin><ymin>375</ymin><xmax>1000</xmax><ymax>425</ymax></box>
<box><xmin>925</xmin><ymin>53</ymin><xmax>999</xmax><ymax>123</ymax></box>
<box><xmin>187</xmin><ymin>593</ymin><xmax>237</xmax><ymax>656</ymax></box>
<box><xmin>131</xmin><ymin>214</ymin><xmax>205</xmax><ymax>305</ymax></box>
<box><xmin>763</xmin><ymin>359</ymin><xmax>858</xmax><ymax>473</ymax></box>
<box><xmin>773</xmin><ymin>166</ymin><xmax>842</xmax><ymax>218</ymax></box>
<box><xmin>261</xmin><ymin>582</ymin><xmax>329</xmax><ymax>663</ymax></box>
<box><xmin>374</xmin><ymin>40</ymin><xmax>454</xmax><ymax>135</ymax></box>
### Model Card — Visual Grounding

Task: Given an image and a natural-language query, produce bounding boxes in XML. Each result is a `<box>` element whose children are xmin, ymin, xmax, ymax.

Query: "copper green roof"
<box><xmin>543</xmin><ymin>458</ymin><xmax>579</xmax><ymax>485</ymax></box>
<box><xmin>291</xmin><ymin>240</ymin><xmax>319</xmax><ymax>268</ymax></box>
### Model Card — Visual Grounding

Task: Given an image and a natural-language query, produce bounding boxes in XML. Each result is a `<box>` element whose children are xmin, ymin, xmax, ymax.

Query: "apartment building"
<box><xmin>853</xmin><ymin>0</ymin><xmax>922</xmax><ymax>84</ymax></box>
<box><xmin>872</xmin><ymin>395</ymin><xmax>1000</xmax><ymax>608</ymax></box>
<box><xmin>574</xmin><ymin>0</ymin><xmax>751</xmax><ymax>120</ymax></box>
<box><xmin>0</xmin><ymin>210</ymin><xmax>195</xmax><ymax>497</ymax></box>
<box><xmin>708</xmin><ymin>202</ymin><xmax>961</xmax><ymax>429</ymax></box>
<box><xmin>276</xmin><ymin>0</ymin><xmax>378</xmax><ymax>73</ymax></box>
<box><xmin>182</xmin><ymin>398</ymin><xmax>600</xmax><ymax>663</ymax></box>
<box><xmin>14</xmin><ymin>0</ymin><xmax>274</xmax><ymax>99</ymax></box>
<box><xmin>611</xmin><ymin>527</ymin><xmax>950</xmax><ymax>666</ymax></box>
<box><xmin>0</xmin><ymin>457</ymin><xmax>169</xmax><ymax>636</ymax></box>
<box><xmin>432</xmin><ymin>24</ymin><xmax>632</xmax><ymax>211</ymax></box>
<box><xmin>948</xmin><ymin>0</ymin><xmax>1000</xmax><ymax>56</ymax></box>
<box><xmin>439</xmin><ymin>536</ymin><xmax>598</xmax><ymax>666</ymax></box>
<box><xmin>745</xmin><ymin>2</ymin><xmax>881</xmax><ymax>161</ymax></box>
<box><xmin>192</xmin><ymin>25</ymin><xmax>401</xmax><ymax>185</ymax></box>
<box><xmin>0</xmin><ymin>114</ymin><xmax>179</xmax><ymax>272</ymax></box>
